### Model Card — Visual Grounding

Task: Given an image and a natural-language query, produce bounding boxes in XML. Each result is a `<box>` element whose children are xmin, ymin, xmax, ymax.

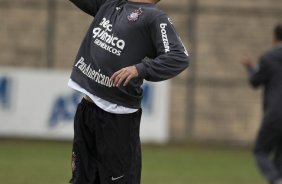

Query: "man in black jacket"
<box><xmin>242</xmin><ymin>23</ymin><xmax>282</xmax><ymax>184</ymax></box>
<box><xmin>67</xmin><ymin>0</ymin><xmax>189</xmax><ymax>183</ymax></box>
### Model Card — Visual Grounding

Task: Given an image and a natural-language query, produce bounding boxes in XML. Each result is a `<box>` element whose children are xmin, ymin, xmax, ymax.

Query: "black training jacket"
<box><xmin>248</xmin><ymin>45</ymin><xmax>282</xmax><ymax>124</ymax></box>
<box><xmin>69</xmin><ymin>0</ymin><xmax>189</xmax><ymax>109</ymax></box>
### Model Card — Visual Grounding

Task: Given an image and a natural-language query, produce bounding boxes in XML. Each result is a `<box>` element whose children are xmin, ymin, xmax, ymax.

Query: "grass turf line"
<box><xmin>0</xmin><ymin>140</ymin><xmax>264</xmax><ymax>184</ymax></box>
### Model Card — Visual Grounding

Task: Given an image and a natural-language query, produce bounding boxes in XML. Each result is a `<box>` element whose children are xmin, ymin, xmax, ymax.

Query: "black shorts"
<box><xmin>70</xmin><ymin>98</ymin><xmax>142</xmax><ymax>184</ymax></box>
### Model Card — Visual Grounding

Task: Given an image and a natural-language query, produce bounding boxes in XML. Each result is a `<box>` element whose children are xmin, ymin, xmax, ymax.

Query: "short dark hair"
<box><xmin>274</xmin><ymin>23</ymin><xmax>282</xmax><ymax>41</ymax></box>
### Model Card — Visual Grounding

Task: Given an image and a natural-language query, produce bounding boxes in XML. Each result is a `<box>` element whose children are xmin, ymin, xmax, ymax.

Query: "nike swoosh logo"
<box><xmin>111</xmin><ymin>175</ymin><xmax>124</xmax><ymax>181</ymax></box>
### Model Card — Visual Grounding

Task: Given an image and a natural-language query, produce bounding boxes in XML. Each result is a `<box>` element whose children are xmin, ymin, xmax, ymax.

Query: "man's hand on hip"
<box><xmin>111</xmin><ymin>66</ymin><xmax>139</xmax><ymax>87</ymax></box>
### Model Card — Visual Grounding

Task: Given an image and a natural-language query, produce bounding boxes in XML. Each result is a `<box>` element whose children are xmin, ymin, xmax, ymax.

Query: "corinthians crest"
<box><xmin>127</xmin><ymin>8</ymin><xmax>144</xmax><ymax>22</ymax></box>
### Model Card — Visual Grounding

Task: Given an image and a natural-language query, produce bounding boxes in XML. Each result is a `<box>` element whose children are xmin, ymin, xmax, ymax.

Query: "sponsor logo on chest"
<box><xmin>92</xmin><ymin>18</ymin><xmax>126</xmax><ymax>56</ymax></box>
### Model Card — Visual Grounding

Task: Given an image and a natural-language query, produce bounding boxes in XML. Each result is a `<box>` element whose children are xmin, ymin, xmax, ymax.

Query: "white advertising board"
<box><xmin>0</xmin><ymin>68</ymin><xmax>170</xmax><ymax>143</ymax></box>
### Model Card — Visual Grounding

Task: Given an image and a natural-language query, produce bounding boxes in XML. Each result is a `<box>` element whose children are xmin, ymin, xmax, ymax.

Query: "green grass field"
<box><xmin>0</xmin><ymin>140</ymin><xmax>266</xmax><ymax>184</ymax></box>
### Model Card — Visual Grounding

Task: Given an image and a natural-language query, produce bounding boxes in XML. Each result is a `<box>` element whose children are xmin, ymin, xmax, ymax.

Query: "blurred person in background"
<box><xmin>242</xmin><ymin>23</ymin><xmax>282</xmax><ymax>184</ymax></box>
<box><xmin>67</xmin><ymin>0</ymin><xmax>189</xmax><ymax>183</ymax></box>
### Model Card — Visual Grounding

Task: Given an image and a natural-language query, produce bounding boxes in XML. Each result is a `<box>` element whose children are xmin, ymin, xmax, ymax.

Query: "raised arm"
<box><xmin>248</xmin><ymin>56</ymin><xmax>271</xmax><ymax>87</ymax></box>
<box><xmin>69</xmin><ymin>0</ymin><xmax>107</xmax><ymax>16</ymax></box>
<box><xmin>242</xmin><ymin>55</ymin><xmax>271</xmax><ymax>88</ymax></box>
